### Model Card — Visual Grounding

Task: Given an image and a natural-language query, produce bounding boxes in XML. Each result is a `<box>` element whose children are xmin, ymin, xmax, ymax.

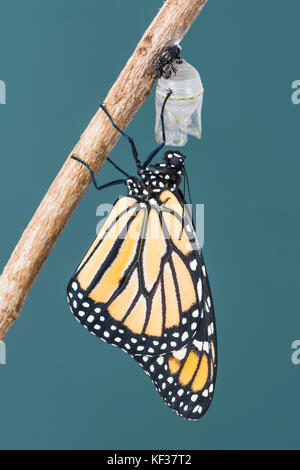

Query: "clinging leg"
<box><xmin>100</xmin><ymin>104</ymin><xmax>141</xmax><ymax>169</ymax></box>
<box><xmin>71</xmin><ymin>156</ymin><xmax>125</xmax><ymax>191</ymax></box>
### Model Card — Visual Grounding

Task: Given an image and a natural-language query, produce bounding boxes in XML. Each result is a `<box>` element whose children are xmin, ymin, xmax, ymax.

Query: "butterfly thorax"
<box><xmin>126</xmin><ymin>150</ymin><xmax>186</xmax><ymax>200</ymax></box>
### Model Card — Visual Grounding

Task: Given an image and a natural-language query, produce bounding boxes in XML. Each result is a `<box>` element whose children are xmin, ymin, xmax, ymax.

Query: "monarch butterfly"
<box><xmin>67</xmin><ymin>92</ymin><xmax>217</xmax><ymax>420</ymax></box>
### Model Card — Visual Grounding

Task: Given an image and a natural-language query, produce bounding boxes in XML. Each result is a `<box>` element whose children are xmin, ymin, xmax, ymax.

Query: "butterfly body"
<box><xmin>68</xmin><ymin>91</ymin><xmax>216</xmax><ymax>420</ymax></box>
<box><xmin>125</xmin><ymin>150</ymin><xmax>186</xmax><ymax>199</ymax></box>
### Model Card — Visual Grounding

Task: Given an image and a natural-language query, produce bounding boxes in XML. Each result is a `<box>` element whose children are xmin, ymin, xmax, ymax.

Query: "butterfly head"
<box><xmin>164</xmin><ymin>150</ymin><xmax>186</xmax><ymax>170</ymax></box>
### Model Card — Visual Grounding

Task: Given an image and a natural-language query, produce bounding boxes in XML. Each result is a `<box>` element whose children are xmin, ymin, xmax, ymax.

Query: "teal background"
<box><xmin>0</xmin><ymin>0</ymin><xmax>299</xmax><ymax>450</ymax></box>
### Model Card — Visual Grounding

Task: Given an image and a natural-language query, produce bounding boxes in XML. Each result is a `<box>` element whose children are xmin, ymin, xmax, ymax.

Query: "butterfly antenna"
<box><xmin>141</xmin><ymin>89</ymin><xmax>173</xmax><ymax>169</ymax></box>
<box><xmin>179</xmin><ymin>170</ymin><xmax>187</xmax><ymax>240</ymax></box>
<box><xmin>183</xmin><ymin>166</ymin><xmax>195</xmax><ymax>227</ymax></box>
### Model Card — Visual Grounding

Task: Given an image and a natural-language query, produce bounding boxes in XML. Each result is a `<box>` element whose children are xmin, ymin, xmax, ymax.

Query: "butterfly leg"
<box><xmin>100</xmin><ymin>104</ymin><xmax>142</xmax><ymax>169</ymax></box>
<box><xmin>71</xmin><ymin>156</ymin><xmax>125</xmax><ymax>191</ymax></box>
<box><xmin>141</xmin><ymin>89</ymin><xmax>172</xmax><ymax>169</ymax></box>
<box><xmin>106</xmin><ymin>157</ymin><xmax>129</xmax><ymax>177</ymax></box>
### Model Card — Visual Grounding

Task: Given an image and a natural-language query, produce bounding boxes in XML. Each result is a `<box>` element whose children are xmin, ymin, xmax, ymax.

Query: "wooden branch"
<box><xmin>0</xmin><ymin>0</ymin><xmax>208</xmax><ymax>339</ymax></box>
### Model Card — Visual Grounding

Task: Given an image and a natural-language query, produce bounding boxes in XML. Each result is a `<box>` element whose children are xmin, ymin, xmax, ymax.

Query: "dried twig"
<box><xmin>0</xmin><ymin>0</ymin><xmax>208</xmax><ymax>339</ymax></box>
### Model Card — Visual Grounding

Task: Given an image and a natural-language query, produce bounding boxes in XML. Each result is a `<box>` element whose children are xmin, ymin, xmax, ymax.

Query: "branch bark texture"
<box><xmin>0</xmin><ymin>0</ymin><xmax>208</xmax><ymax>339</ymax></box>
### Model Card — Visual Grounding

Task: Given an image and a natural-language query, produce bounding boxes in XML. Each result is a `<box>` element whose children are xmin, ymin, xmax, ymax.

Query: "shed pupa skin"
<box><xmin>155</xmin><ymin>59</ymin><xmax>204</xmax><ymax>147</ymax></box>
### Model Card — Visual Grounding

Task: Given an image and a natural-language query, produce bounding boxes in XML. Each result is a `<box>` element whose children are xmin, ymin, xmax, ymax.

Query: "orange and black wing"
<box><xmin>67</xmin><ymin>190</ymin><xmax>216</xmax><ymax>419</ymax></box>
<box><xmin>135</xmin><ymin>248</ymin><xmax>217</xmax><ymax>420</ymax></box>
<box><xmin>67</xmin><ymin>191</ymin><xmax>203</xmax><ymax>356</ymax></box>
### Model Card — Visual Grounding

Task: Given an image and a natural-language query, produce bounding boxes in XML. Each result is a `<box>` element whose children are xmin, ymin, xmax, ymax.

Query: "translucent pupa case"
<box><xmin>155</xmin><ymin>59</ymin><xmax>204</xmax><ymax>147</ymax></box>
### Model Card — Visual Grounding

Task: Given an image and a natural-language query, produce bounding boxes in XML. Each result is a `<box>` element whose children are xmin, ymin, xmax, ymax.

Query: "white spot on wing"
<box><xmin>190</xmin><ymin>259</ymin><xmax>197</xmax><ymax>271</ymax></box>
<box><xmin>182</xmin><ymin>331</ymin><xmax>188</xmax><ymax>342</ymax></box>
<box><xmin>173</xmin><ymin>348</ymin><xmax>187</xmax><ymax>360</ymax></box>
<box><xmin>193</xmin><ymin>340</ymin><xmax>203</xmax><ymax>351</ymax></box>
<box><xmin>208</xmin><ymin>322</ymin><xmax>214</xmax><ymax>336</ymax></box>
<box><xmin>197</xmin><ymin>279</ymin><xmax>202</xmax><ymax>301</ymax></box>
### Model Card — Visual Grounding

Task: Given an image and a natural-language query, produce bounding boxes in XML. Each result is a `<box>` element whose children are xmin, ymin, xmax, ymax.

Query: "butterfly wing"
<box><xmin>67</xmin><ymin>192</ymin><xmax>203</xmax><ymax>356</ymax></box>
<box><xmin>135</xmin><ymin>252</ymin><xmax>217</xmax><ymax>420</ymax></box>
<box><xmin>131</xmin><ymin>190</ymin><xmax>216</xmax><ymax>420</ymax></box>
<box><xmin>67</xmin><ymin>190</ymin><xmax>217</xmax><ymax>419</ymax></box>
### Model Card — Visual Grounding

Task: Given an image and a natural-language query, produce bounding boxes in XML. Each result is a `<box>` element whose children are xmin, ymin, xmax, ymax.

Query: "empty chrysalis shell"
<box><xmin>155</xmin><ymin>59</ymin><xmax>204</xmax><ymax>147</ymax></box>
